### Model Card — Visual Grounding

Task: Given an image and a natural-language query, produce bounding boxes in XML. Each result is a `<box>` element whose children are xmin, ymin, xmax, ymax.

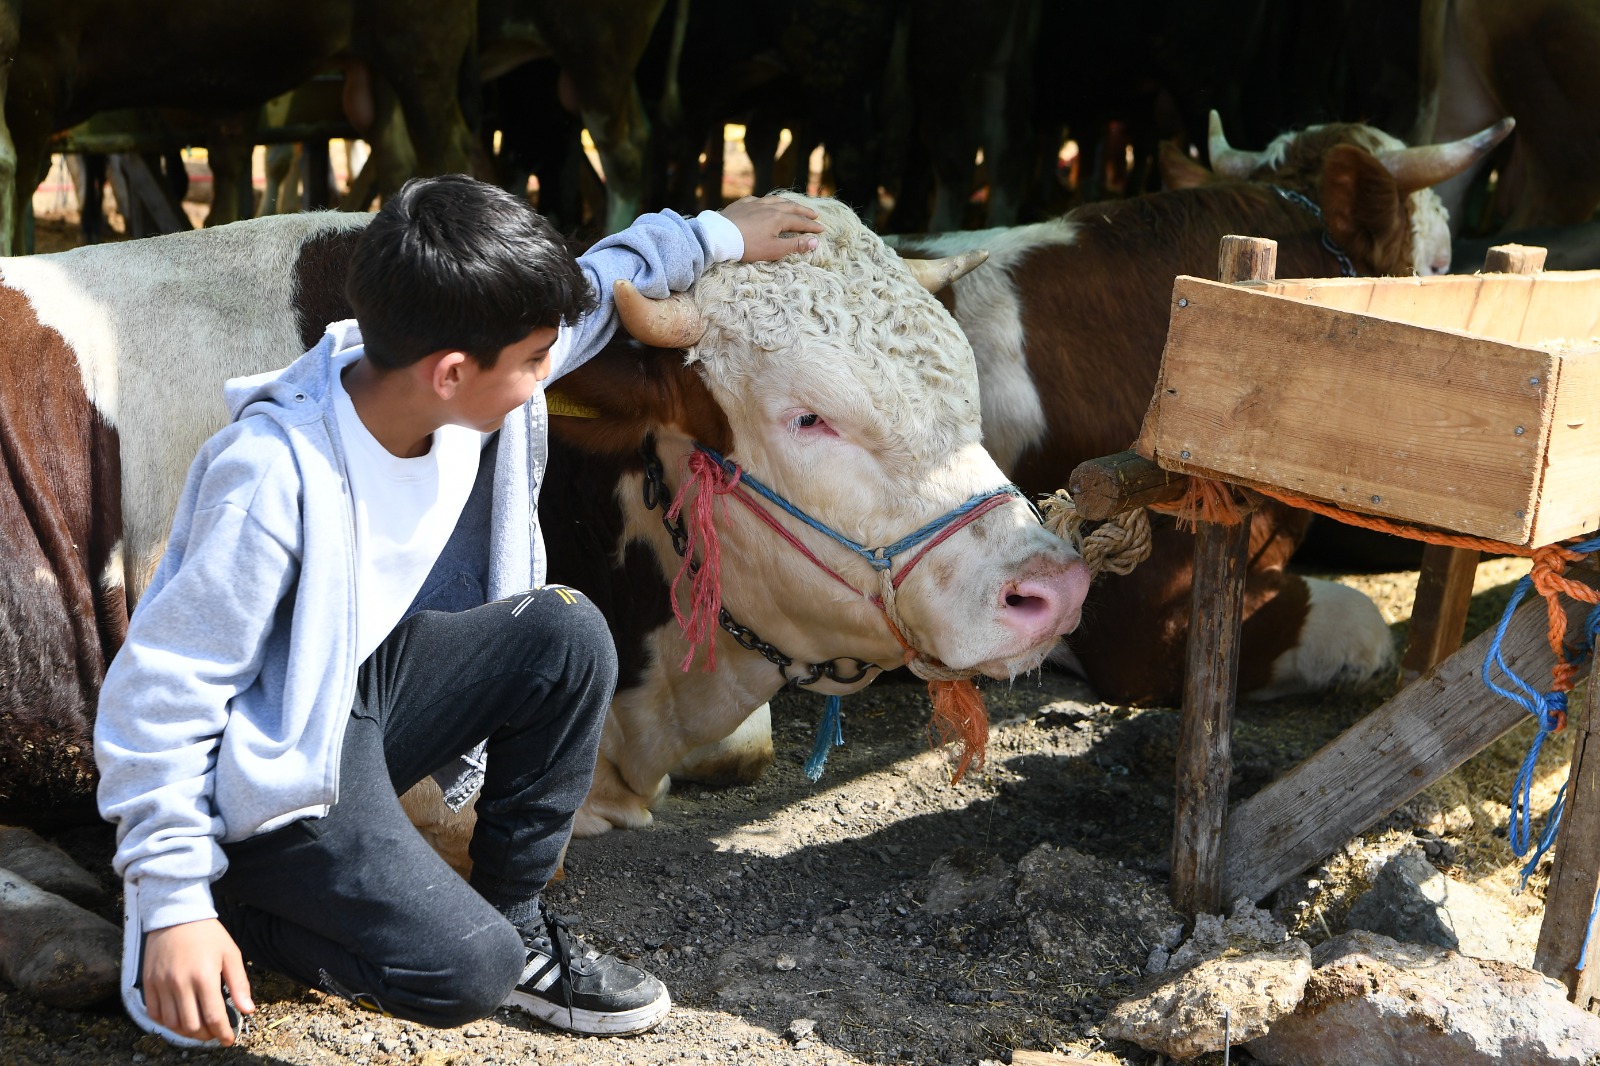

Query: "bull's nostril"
<box><xmin>1005</xmin><ymin>593</ymin><xmax>1046</xmax><ymax>612</ymax></box>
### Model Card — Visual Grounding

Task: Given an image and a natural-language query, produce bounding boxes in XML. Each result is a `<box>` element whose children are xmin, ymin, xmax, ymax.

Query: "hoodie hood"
<box><xmin>224</xmin><ymin>319</ymin><xmax>365</xmax><ymax>423</ymax></box>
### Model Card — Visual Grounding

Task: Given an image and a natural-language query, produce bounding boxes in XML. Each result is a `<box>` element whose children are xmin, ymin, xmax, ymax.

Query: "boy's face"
<box><xmin>447</xmin><ymin>326</ymin><xmax>559</xmax><ymax>432</ymax></box>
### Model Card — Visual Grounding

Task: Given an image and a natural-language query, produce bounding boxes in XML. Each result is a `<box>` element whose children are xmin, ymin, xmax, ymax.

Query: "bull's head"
<box><xmin>609</xmin><ymin>194</ymin><xmax>1091</xmax><ymax>683</ymax></box>
<box><xmin>1206</xmin><ymin>111</ymin><xmax>1514</xmax><ymax>275</ymax></box>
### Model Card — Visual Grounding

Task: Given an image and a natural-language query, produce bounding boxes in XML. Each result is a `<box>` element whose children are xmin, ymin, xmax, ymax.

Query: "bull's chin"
<box><xmin>967</xmin><ymin>640</ymin><xmax>1059</xmax><ymax>682</ymax></box>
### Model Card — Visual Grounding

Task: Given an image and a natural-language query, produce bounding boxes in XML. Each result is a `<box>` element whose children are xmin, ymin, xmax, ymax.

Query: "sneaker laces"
<box><xmin>532</xmin><ymin>904</ymin><xmax>601</xmax><ymax>1029</ymax></box>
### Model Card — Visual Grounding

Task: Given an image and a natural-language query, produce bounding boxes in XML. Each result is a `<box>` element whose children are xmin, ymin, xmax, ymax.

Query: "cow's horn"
<box><xmin>1208</xmin><ymin>110</ymin><xmax>1267</xmax><ymax>179</ymax></box>
<box><xmin>613</xmin><ymin>278</ymin><xmax>706</xmax><ymax>348</ymax></box>
<box><xmin>904</xmin><ymin>249</ymin><xmax>989</xmax><ymax>292</ymax></box>
<box><xmin>1375</xmin><ymin>116</ymin><xmax>1515</xmax><ymax>193</ymax></box>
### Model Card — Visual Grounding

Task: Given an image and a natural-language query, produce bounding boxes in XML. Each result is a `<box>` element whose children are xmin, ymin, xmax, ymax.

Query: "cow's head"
<box><xmin>1207</xmin><ymin>112</ymin><xmax>1514</xmax><ymax>276</ymax></box>
<box><xmin>561</xmin><ymin>194</ymin><xmax>1090</xmax><ymax>688</ymax></box>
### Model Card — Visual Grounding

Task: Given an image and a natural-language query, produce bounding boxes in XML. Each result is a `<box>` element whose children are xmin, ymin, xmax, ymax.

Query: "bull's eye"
<box><xmin>795</xmin><ymin>412</ymin><xmax>822</xmax><ymax>429</ymax></box>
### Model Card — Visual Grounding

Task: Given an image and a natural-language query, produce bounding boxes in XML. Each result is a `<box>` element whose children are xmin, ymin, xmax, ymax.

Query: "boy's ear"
<box><xmin>426</xmin><ymin>350</ymin><xmax>470</xmax><ymax>399</ymax></box>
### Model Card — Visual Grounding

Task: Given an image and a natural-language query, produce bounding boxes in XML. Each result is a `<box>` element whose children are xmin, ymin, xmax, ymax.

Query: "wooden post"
<box><xmin>1535</xmin><ymin>659</ymin><xmax>1600</xmax><ymax>1004</ymax></box>
<box><xmin>1399</xmin><ymin>244</ymin><xmax>1547</xmax><ymax>688</ymax></box>
<box><xmin>1399</xmin><ymin>542</ymin><xmax>1480</xmax><ymax>687</ymax></box>
<box><xmin>1170</xmin><ymin>235</ymin><xmax>1275</xmax><ymax>917</ymax></box>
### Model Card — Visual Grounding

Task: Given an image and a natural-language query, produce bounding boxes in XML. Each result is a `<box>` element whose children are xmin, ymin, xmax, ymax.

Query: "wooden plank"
<box><xmin>1534</xmin><ymin>667</ymin><xmax>1600</xmax><ymax>1006</ymax></box>
<box><xmin>1222</xmin><ymin>576</ymin><xmax>1598</xmax><ymax>904</ymax></box>
<box><xmin>1398</xmin><ymin>543</ymin><xmax>1480</xmax><ymax>687</ymax></box>
<box><xmin>1530</xmin><ymin>349</ymin><xmax>1600</xmax><ymax>546</ymax></box>
<box><xmin>1011</xmin><ymin>1052</ymin><xmax>1111</xmax><ymax>1066</ymax></box>
<box><xmin>1151</xmin><ymin>275</ymin><xmax>1558</xmax><ymax>543</ymax></box>
<box><xmin>1518</xmin><ymin>271</ymin><xmax>1600</xmax><ymax>345</ymax></box>
<box><xmin>1067</xmin><ymin>450</ymin><xmax>1186</xmax><ymax>520</ymax></box>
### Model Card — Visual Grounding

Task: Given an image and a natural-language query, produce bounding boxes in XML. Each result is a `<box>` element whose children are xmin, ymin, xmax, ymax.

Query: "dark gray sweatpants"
<box><xmin>210</xmin><ymin>587</ymin><xmax>616</xmax><ymax>1027</ymax></box>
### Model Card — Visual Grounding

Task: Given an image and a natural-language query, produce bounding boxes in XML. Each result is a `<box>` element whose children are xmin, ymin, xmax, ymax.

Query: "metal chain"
<box><xmin>638</xmin><ymin>436</ymin><xmax>880</xmax><ymax>689</ymax></box>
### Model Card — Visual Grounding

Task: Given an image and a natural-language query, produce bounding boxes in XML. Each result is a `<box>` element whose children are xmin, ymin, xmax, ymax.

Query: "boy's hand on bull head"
<box><xmin>721</xmin><ymin>194</ymin><xmax>822</xmax><ymax>261</ymax></box>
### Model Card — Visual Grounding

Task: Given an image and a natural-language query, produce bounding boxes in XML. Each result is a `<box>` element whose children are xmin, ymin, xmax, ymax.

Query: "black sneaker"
<box><xmin>504</xmin><ymin>906</ymin><xmax>670</xmax><ymax>1035</ymax></box>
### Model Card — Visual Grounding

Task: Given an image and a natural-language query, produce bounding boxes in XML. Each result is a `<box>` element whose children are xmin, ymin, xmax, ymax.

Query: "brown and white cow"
<box><xmin>887</xmin><ymin>116</ymin><xmax>1512</xmax><ymax>706</ymax></box>
<box><xmin>0</xmin><ymin>196</ymin><xmax>1087</xmax><ymax>854</ymax></box>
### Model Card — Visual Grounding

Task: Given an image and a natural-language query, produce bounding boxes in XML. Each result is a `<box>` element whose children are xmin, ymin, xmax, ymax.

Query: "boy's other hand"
<box><xmin>143</xmin><ymin>919</ymin><xmax>255</xmax><ymax>1045</ymax></box>
<box><xmin>721</xmin><ymin>194</ymin><xmax>823</xmax><ymax>262</ymax></box>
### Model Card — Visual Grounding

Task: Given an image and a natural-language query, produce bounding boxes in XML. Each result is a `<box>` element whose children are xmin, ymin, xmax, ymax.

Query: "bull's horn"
<box><xmin>1375</xmin><ymin>116</ymin><xmax>1515</xmax><ymax>193</ymax></box>
<box><xmin>613</xmin><ymin>278</ymin><xmax>706</xmax><ymax>348</ymax></box>
<box><xmin>904</xmin><ymin>249</ymin><xmax>989</xmax><ymax>292</ymax></box>
<box><xmin>1208</xmin><ymin>110</ymin><xmax>1268</xmax><ymax>179</ymax></box>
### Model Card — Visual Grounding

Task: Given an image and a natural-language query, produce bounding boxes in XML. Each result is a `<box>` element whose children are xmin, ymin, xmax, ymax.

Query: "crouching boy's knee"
<box><xmin>506</xmin><ymin>587</ymin><xmax>618</xmax><ymax>689</ymax></box>
<box><xmin>392</xmin><ymin>918</ymin><xmax>526</xmax><ymax>1028</ymax></box>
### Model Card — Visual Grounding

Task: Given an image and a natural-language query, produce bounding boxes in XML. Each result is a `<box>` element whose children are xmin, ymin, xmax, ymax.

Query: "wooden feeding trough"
<box><xmin>1069</xmin><ymin>238</ymin><xmax>1600</xmax><ymax>1004</ymax></box>
<box><xmin>1142</xmin><ymin>254</ymin><xmax>1600</xmax><ymax>547</ymax></box>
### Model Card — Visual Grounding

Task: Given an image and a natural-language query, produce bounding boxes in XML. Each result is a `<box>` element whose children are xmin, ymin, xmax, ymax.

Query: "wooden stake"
<box><xmin>1399</xmin><ymin>542</ymin><xmax>1480</xmax><ymax>688</ymax></box>
<box><xmin>1535</xmin><ymin>665</ymin><xmax>1600</xmax><ymax>1004</ymax></box>
<box><xmin>1170</xmin><ymin>235</ymin><xmax>1275</xmax><ymax>917</ymax></box>
<box><xmin>1067</xmin><ymin>449</ymin><xmax>1187</xmax><ymax>521</ymax></box>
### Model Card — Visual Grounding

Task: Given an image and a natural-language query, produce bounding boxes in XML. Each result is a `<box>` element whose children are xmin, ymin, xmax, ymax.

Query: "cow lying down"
<box><xmin>0</xmin><ymin>196</ymin><xmax>1090</xmax><ymax>878</ymax></box>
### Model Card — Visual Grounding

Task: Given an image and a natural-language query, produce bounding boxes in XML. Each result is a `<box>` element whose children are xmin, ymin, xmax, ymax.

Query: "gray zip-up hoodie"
<box><xmin>94</xmin><ymin>208</ymin><xmax>742</xmax><ymax>950</ymax></box>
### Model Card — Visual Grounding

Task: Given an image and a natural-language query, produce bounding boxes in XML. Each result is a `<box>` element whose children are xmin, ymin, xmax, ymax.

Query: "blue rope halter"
<box><xmin>693</xmin><ymin>444</ymin><xmax>1036</xmax><ymax>574</ymax></box>
<box><xmin>691</xmin><ymin>444</ymin><xmax>1037</xmax><ymax>781</ymax></box>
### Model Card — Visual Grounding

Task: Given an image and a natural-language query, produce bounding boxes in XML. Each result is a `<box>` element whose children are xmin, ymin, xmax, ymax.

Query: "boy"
<box><xmin>93</xmin><ymin>176</ymin><xmax>822</xmax><ymax>1047</ymax></box>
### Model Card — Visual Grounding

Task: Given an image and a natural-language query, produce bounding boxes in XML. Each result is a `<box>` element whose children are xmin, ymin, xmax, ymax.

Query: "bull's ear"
<box><xmin>1319</xmin><ymin>144</ymin><xmax>1410</xmax><ymax>275</ymax></box>
<box><xmin>545</xmin><ymin>339</ymin><xmax>733</xmax><ymax>458</ymax></box>
<box><xmin>1158</xmin><ymin>140</ymin><xmax>1215</xmax><ymax>190</ymax></box>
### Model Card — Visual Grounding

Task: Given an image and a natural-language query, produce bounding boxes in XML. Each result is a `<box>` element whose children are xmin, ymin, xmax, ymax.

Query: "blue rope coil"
<box><xmin>1479</xmin><ymin>535</ymin><xmax>1600</xmax><ymax>892</ymax></box>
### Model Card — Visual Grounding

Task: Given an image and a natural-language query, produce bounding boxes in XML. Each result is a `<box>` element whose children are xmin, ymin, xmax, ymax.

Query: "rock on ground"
<box><xmin>1346</xmin><ymin>846</ymin><xmax>1536</xmax><ymax>966</ymax></box>
<box><xmin>1102</xmin><ymin>899</ymin><xmax>1311</xmax><ymax>1060</ymax></box>
<box><xmin>1247</xmin><ymin>929</ymin><xmax>1600</xmax><ymax>1066</ymax></box>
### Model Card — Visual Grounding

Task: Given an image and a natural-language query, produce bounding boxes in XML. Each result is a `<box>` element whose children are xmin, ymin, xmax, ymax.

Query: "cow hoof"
<box><xmin>575</xmin><ymin>763</ymin><xmax>668</xmax><ymax>837</ymax></box>
<box><xmin>672</xmin><ymin>703</ymin><xmax>775</xmax><ymax>787</ymax></box>
<box><xmin>0</xmin><ymin>868</ymin><xmax>120</xmax><ymax>1009</ymax></box>
<box><xmin>1252</xmin><ymin>577</ymin><xmax>1396</xmax><ymax>699</ymax></box>
<box><xmin>0</xmin><ymin>827</ymin><xmax>109</xmax><ymax>908</ymax></box>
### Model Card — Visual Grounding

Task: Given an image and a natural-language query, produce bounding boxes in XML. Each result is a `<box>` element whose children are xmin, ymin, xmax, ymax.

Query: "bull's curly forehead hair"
<box><xmin>687</xmin><ymin>194</ymin><xmax>982</xmax><ymax>461</ymax></box>
<box><xmin>346</xmin><ymin>174</ymin><xmax>596</xmax><ymax>369</ymax></box>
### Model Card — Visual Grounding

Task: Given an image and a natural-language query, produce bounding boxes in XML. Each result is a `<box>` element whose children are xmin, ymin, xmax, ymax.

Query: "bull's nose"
<box><xmin>999</xmin><ymin>559</ymin><xmax>1091</xmax><ymax>640</ymax></box>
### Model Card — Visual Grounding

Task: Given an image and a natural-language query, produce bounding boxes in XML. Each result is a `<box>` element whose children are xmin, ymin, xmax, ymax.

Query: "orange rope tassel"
<box><xmin>927</xmin><ymin>679</ymin><xmax>989</xmax><ymax>783</ymax></box>
<box><xmin>1154</xmin><ymin>476</ymin><xmax>1245</xmax><ymax>530</ymax></box>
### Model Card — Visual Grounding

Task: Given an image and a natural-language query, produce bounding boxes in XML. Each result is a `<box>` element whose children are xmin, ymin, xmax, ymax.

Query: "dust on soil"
<box><xmin>5</xmin><ymin>552</ymin><xmax>1574</xmax><ymax>1066</ymax></box>
<box><xmin>4</xmin><ymin>194</ymin><xmax>1572</xmax><ymax>1064</ymax></box>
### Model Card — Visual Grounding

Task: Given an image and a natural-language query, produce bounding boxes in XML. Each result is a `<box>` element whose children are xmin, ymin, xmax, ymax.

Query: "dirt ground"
<box><xmin>4</xmin><ymin>551</ymin><xmax>1575</xmax><ymax>1066</ymax></box>
<box><xmin>4</xmin><ymin>166</ymin><xmax>1578</xmax><ymax>1064</ymax></box>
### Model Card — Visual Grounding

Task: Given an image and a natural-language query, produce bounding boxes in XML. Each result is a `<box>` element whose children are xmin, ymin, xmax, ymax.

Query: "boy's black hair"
<box><xmin>346</xmin><ymin>174</ymin><xmax>598</xmax><ymax>369</ymax></box>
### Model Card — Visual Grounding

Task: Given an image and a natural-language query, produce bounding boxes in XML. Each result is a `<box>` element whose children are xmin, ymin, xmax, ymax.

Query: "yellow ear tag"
<box><xmin>545</xmin><ymin>391</ymin><xmax>600</xmax><ymax>419</ymax></box>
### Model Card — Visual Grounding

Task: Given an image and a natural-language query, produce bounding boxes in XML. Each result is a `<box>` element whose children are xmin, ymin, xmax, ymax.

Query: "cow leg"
<box><xmin>0</xmin><ymin>827</ymin><xmax>108</xmax><ymax>907</ymax></box>
<box><xmin>364</xmin><ymin>18</ymin><xmax>476</xmax><ymax>181</ymax></box>
<box><xmin>577</xmin><ymin>654</ymin><xmax>778</xmax><ymax>836</ymax></box>
<box><xmin>0</xmin><ymin>868</ymin><xmax>119</xmax><ymax>1009</ymax></box>
<box><xmin>671</xmin><ymin>702</ymin><xmax>775</xmax><ymax>786</ymax></box>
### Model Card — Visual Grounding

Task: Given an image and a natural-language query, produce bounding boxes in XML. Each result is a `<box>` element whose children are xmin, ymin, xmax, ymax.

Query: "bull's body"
<box><xmin>1</xmin><ymin>198</ymin><xmax>1088</xmax><ymax>849</ymax></box>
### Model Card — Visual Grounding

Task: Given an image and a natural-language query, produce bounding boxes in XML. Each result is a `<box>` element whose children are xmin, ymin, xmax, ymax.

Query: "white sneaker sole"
<box><xmin>503</xmin><ymin>986</ymin><xmax>671</xmax><ymax>1036</ymax></box>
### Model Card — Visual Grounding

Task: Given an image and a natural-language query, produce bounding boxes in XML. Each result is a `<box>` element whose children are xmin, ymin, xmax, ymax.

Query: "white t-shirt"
<box><xmin>331</xmin><ymin>364</ymin><xmax>483</xmax><ymax>662</ymax></box>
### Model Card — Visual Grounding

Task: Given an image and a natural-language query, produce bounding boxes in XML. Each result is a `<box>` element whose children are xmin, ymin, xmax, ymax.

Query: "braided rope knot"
<box><xmin>1038</xmin><ymin>490</ymin><xmax>1154</xmax><ymax>578</ymax></box>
